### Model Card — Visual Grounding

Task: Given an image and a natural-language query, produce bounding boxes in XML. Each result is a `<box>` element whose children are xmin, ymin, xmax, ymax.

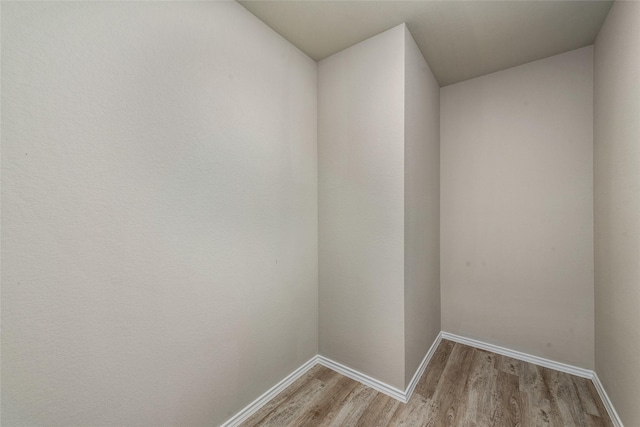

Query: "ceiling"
<box><xmin>238</xmin><ymin>0</ymin><xmax>613</xmax><ymax>86</ymax></box>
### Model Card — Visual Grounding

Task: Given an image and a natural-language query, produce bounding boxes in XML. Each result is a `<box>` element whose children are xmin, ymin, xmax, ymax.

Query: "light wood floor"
<box><xmin>240</xmin><ymin>340</ymin><xmax>613</xmax><ymax>426</ymax></box>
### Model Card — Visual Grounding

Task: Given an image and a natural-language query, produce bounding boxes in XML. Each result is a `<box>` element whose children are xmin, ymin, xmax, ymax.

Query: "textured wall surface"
<box><xmin>318</xmin><ymin>24</ymin><xmax>406</xmax><ymax>390</ymax></box>
<box><xmin>594</xmin><ymin>2</ymin><xmax>640</xmax><ymax>425</ymax></box>
<box><xmin>403</xmin><ymin>27</ymin><xmax>441</xmax><ymax>387</ymax></box>
<box><xmin>1</xmin><ymin>2</ymin><xmax>317</xmax><ymax>426</ymax></box>
<box><xmin>441</xmin><ymin>47</ymin><xmax>594</xmax><ymax>369</ymax></box>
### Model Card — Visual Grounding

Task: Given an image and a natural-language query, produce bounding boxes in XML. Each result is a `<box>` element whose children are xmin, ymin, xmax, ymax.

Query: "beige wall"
<box><xmin>594</xmin><ymin>2</ymin><xmax>640</xmax><ymax>425</ymax></box>
<box><xmin>1</xmin><ymin>2</ymin><xmax>317</xmax><ymax>426</ymax></box>
<box><xmin>403</xmin><ymin>27</ymin><xmax>441</xmax><ymax>387</ymax></box>
<box><xmin>441</xmin><ymin>47</ymin><xmax>594</xmax><ymax>369</ymax></box>
<box><xmin>318</xmin><ymin>24</ymin><xmax>406</xmax><ymax>390</ymax></box>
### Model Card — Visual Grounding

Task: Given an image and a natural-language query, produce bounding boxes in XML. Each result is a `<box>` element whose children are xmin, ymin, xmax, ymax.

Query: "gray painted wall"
<box><xmin>318</xmin><ymin>24</ymin><xmax>441</xmax><ymax>390</ymax></box>
<box><xmin>318</xmin><ymin>24</ymin><xmax>407</xmax><ymax>390</ymax></box>
<box><xmin>441</xmin><ymin>47</ymin><xmax>594</xmax><ymax>369</ymax></box>
<box><xmin>6</xmin><ymin>2</ymin><xmax>635</xmax><ymax>423</ymax></box>
<box><xmin>403</xmin><ymin>27</ymin><xmax>441</xmax><ymax>387</ymax></box>
<box><xmin>594</xmin><ymin>2</ymin><xmax>640</xmax><ymax>425</ymax></box>
<box><xmin>1</xmin><ymin>3</ymin><xmax>318</xmax><ymax>425</ymax></box>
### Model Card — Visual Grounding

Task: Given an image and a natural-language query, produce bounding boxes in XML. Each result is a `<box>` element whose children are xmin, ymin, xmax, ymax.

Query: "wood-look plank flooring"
<box><xmin>240</xmin><ymin>340</ymin><xmax>613</xmax><ymax>426</ymax></box>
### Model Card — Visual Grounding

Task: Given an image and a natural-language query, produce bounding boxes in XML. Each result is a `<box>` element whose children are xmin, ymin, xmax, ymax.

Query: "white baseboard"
<box><xmin>440</xmin><ymin>331</ymin><xmax>593</xmax><ymax>379</ymax></box>
<box><xmin>440</xmin><ymin>332</ymin><xmax>624</xmax><ymax>426</ymax></box>
<box><xmin>316</xmin><ymin>355</ymin><xmax>407</xmax><ymax>402</ymax></box>
<box><xmin>592</xmin><ymin>372</ymin><xmax>624</xmax><ymax>427</ymax></box>
<box><xmin>404</xmin><ymin>332</ymin><xmax>442</xmax><ymax>401</ymax></box>
<box><xmin>222</xmin><ymin>332</ymin><xmax>623</xmax><ymax>427</ymax></box>
<box><xmin>219</xmin><ymin>355</ymin><xmax>319</xmax><ymax>427</ymax></box>
<box><xmin>317</xmin><ymin>332</ymin><xmax>443</xmax><ymax>403</ymax></box>
<box><xmin>220</xmin><ymin>334</ymin><xmax>442</xmax><ymax>425</ymax></box>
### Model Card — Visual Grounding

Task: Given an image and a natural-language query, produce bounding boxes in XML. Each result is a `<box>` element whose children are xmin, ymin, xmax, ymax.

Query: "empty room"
<box><xmin>2</xmin><ymin>0</ymin><xmax>638</xmax><ymax>426</ymax></box>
